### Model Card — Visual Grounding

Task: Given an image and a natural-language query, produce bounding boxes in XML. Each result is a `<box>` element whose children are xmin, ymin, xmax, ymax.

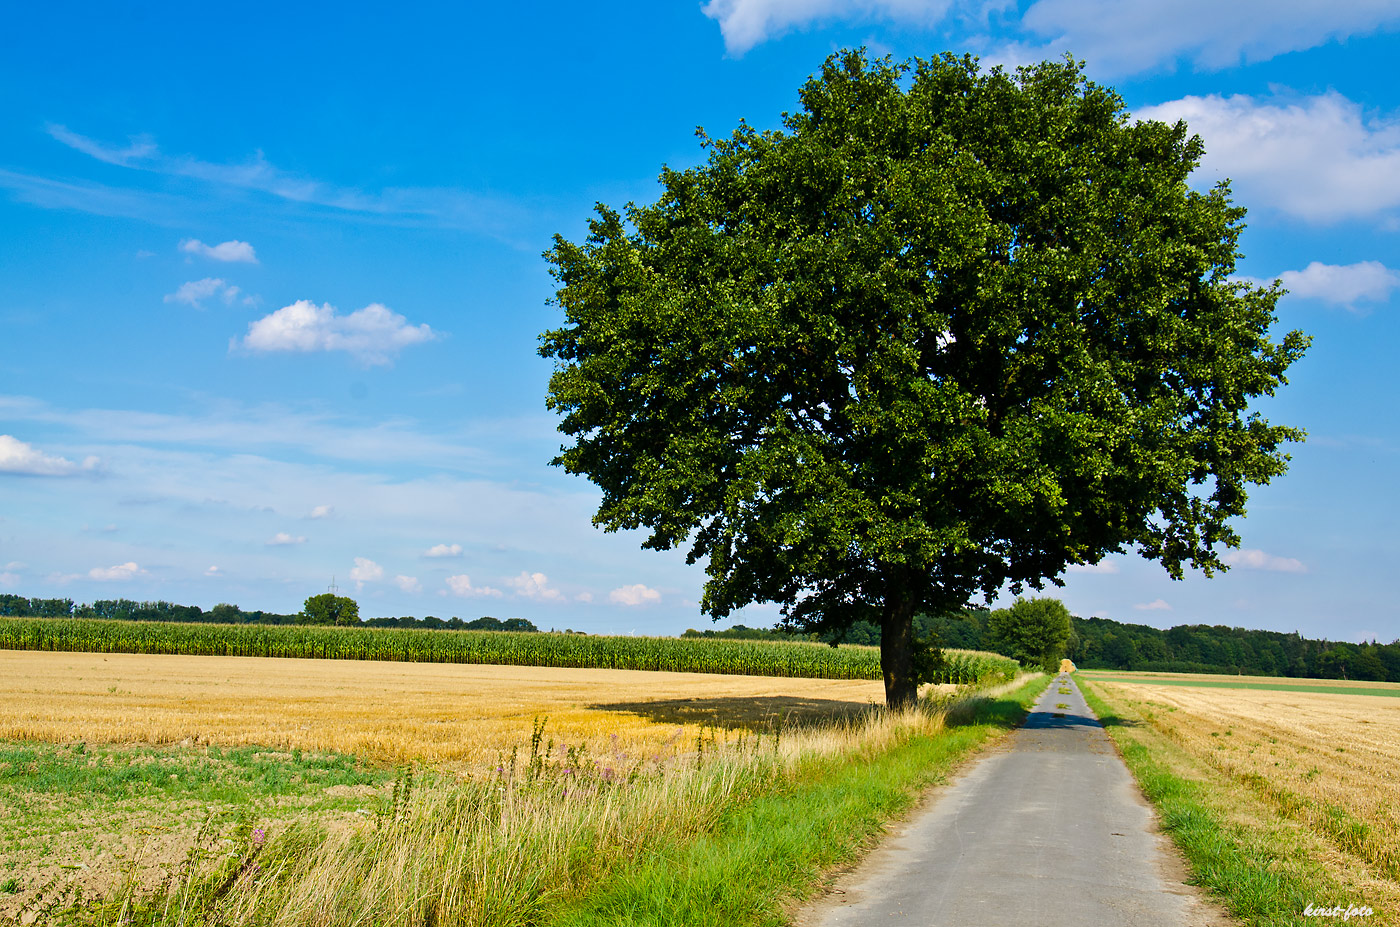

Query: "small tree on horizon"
<box><xmin>987</xmin><ymin>598</ymin><xmax>1073</xmax><ymax>672</ymax></box>
<box><xmin>302</xmin><ymin>593</ymin><xmax>360</xmax><ymax>626</ymax></box>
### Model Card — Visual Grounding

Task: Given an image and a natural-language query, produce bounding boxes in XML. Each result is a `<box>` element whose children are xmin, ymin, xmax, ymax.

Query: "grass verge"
<box><xmin>545</xmin><ymin>675</ymin><xmax>1050</xmax><ymax>927</ymax></box>
<box><xmin>1077</xmin><ymin>677</ymin><xmax>1394</xmax><ymax>927</ymax></box>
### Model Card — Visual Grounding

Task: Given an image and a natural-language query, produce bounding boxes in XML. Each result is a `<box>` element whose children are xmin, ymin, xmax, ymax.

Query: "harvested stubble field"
<box><xmin>0</xmin><ymin>650</ymin><xmax>914</xmax><ymax>768</ymax></box>
<box><xmin>1083</xmin><ymin>672</ymin><xmax>1400</xmax><ymax>917</ymax></box>
<box><xmin>0</xmin><ymin>648</ymin><xmax>1016</xmax><ymax>926</ymax></box>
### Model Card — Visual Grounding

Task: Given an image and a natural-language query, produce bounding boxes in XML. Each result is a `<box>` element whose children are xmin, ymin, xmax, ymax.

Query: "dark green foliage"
<box><xmin>986</xmin><ymin>597</ymin><xmax>1073</xmax><ymax>671</ymax></box>
<box><xmin>301</xmin><ymin>593</ymin><xmax>360</xmax><ymax>626</ymax></box>
<box><xmin>540</xmin><ymin>49</ymin><xmax>1307</xmax><ymax>707</ymax></box>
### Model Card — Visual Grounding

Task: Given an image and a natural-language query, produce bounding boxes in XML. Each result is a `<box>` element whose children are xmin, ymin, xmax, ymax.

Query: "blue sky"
<box><xmin>2</xmin><ymin>1</ymin><xmax>1398</xmax><ymax>641</ymax></box>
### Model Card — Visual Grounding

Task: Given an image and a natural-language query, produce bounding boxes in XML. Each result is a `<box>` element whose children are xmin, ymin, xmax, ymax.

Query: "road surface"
<box><xmin>796</xmin><ymin>677</ymin><xmax>1226</xmax><ymax>926</ymax></box>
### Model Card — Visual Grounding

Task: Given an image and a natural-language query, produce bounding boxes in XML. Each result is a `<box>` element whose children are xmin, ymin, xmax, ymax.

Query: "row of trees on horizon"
<box><xmin>4</xmin><ymin>592</ymin><xmax>1394</xmax><ymax>682</ymax></box>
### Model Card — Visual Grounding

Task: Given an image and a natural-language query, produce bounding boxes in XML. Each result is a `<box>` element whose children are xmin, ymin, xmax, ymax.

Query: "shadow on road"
<box><xmin>590</xmin><ymin>695</ymin><xmax>877</xmax><ymax>731</ymax></box>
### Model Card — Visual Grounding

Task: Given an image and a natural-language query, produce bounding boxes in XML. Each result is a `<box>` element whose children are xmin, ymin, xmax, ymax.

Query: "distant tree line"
<box><xmin>0</xmin><ymin>594</ymin><xmax>539</xmax><ymax>633</ymax></box>
<box><xmin>687</xmin><ymin>603</ymin><xmax>1400</xmax><ymax>682</ymax></box>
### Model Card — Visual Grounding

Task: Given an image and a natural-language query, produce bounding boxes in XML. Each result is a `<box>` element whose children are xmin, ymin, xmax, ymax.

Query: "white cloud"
<box><xmin>1259</xmin><ymin>261</ymin><xmax>1399</xmax><ymax>312</ymax></box>
<box><xmin>1067</xmin><ymin>559</ymin><xmax>1119</xmax><ymax>574</ymax></box>
<box><xmin>0</xmin><ymin>571</ymin><xmax>19</xmax><ymax>587</ymax></box>
<box><xmin>1003</xmin><ymin>0</ymin><xmax>1400</xmax><ymax>77</ymax></box>
<box><xmin>609</xmin><ymin>584</ymin><xmax>662</xmax><ymax>607</ymax></box>
<box><xmin>0</xmin><ymin>434</ymin><xmax>99</xmax><ymax>476</ymax></box>
<box><xmin>395</xmin><ymin>574</ymin><xmax>422</xmax><ymax>594</ymax></box>
<box><xmin>446</xmin><ymin>574</ymin><xmax>503</xmax><ymax>598</ymax></box>
<box><xmin>164</xmin><ymin>277</ymin><xmax>244</xmax><ymax>309</ymax></box>
<box><xmin>702</xmin><ymin>0</ymin><xmax>951</xmax><ymax>55</ymax></box>
<box><xmin>5</xmin><ymin>562</ymin><xmax>25</xmax><ymax>571</ymax></box>
<box><xmin>307</xmin><ymin>504</ymin><xmax>334</xmax><ymax>519</ymax></box>
<box><xmin>424</xmin><ymin>543</ymin><xmax>463</xmax><ymax>558</ymax></box>
<box><xmin>700</xmin><ymin>0</ymin><xmax>1400</xmax><ymax>70</ymax></box>
<box><xmin>179</xmin><ymin>238</ymin><xmax>258</xmax><ymax>263</ymax></box>
<box><xmin>1133</xmin><ymin>598</ymin><xmax>1172</xmax><ymax>611</ymax></box>
<box><xmin>89</xmin><ymin>562</ymin><xmax>146</xmax><ymax>581</ymax></box>
<box><xmin>350</xmin><ymin>557</ymin><xmax>384</xmax><ymax>588</ymax></box>
<box><xmin>237</xmin><ymin>300</ymin><xmax>437</xmax><ymax>366</ymax></box>
<box><xmin>266</xmin><ymin>532</ymin><xmax>306</xmax><ymax>546</ymax></box>
<box><xmin>205</xmin><ymin>565</ymin><xmax>221</xmax><ymax>576</ymax></box>
<box><xmin>1222</xmin><ymin>548</ymin><xmax>1307</xmax><ymax>573</ymax></box>
<box><xmin>506</xmin><ymin>571</ymin><xmax>565</xmax><ymax>601</ymax></box>
<box><xmin>1137</xmin><ymin>91</ymin><xmax>1400</xmax><ymax>223</ymax></box>
<box><xmin>575</xmin><ymin>592</ymin><xmax>594</xmax><ymax>603</ymax></box>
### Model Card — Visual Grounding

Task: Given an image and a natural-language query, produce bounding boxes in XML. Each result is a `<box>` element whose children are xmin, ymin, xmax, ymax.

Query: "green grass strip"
<box><xmin>546</xmin><ymin>676</ymin><xmax>1051</xmax><ymax>927</ymax></box>
<box><xmin>1078</xmin><ymin>674</ymin><xmax>1400</xmax><ymax>698</ymax></box>
<box><xmin>1076</xmin><ymin>677</ymin><xmax>1369</xmax><ymax>927</ymax></box>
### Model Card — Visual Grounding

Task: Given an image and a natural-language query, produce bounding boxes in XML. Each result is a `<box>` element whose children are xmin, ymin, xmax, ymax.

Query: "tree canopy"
<box><xmin>302</xmin><ymin>593</ymin><xmax>360</xmax><ymax>626</ymax></box>
<box><xmin>540</xmin><ymin>50</ymin><xmax>1308</xmax><ymax>707</ymax></box>
<box><xmin>987</xmin><ymin>598</ymin><xmax>1073</xmax><ymax>672</ymax></box>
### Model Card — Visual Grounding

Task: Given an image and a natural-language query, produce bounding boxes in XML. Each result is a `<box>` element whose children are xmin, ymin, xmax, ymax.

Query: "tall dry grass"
<box><xmin>106</xmin><ymin>688</ymin><xmax>1005</xmax><ymax>927</ymax></box>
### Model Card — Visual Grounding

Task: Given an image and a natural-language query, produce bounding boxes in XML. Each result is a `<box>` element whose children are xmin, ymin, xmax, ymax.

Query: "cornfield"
<box><xmin>0</xmin><ymin>617</ymin><xmax>1018</xmax><ymax>685</ymax></box>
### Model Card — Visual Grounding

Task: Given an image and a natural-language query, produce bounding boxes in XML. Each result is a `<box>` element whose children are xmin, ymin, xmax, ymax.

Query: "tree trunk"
<box><xmin>881</xmin><ymin>592</ymin><xmax>918</xmax><ymax>709</ymax></box>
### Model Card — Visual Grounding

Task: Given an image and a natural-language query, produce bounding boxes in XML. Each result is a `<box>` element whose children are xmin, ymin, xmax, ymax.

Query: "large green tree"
<box><xmin>540</xmin><ymin>50</ymin><xmax>1308</xmax><ymax>708</ymax></box>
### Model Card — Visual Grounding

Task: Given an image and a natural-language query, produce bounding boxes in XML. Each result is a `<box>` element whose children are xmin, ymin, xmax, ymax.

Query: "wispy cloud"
<box><xmin>237</xmin><ymin>300</ymin><xmax>437</xmax><ymax>366</ymax></box>
<box><xmin>1222</xmin><ymin>548</ymin><xmax>1307</xmax><ymax>573</ymax></box>
<box><xmin>165</xmin><ymin>277</ymin><xmax>246</xmax><ymax>309</ymax></box>
<box><xmin>0</xmin><ymin>434</ymin><xmax>99</xmax><ymax>476</ymax></box>
<box><xmin>395</xmin><ymin>574</ymin><xmax>422</xmax><ymax>594</ymax></box>
<box><xmin>40</xmin><ymin>126</ymin><xmax>540</xmax><ymax>239</ymax></box>
<box><xmin>1133</xmin><ymin>598</ymin><xmax>1172</xmax><ymax>611</ymax></box>
<box><xmin>180</xmin><ymin>238</ymin><xmax>258</xmax><ymax>263</ymax></box>
<box><xmin>1067</xmin><ymin>559</ymin><xmax>1119</xmax><ymax>574</ymax></box>
<box><xmin>307</xmin><ymin>504</ymin><xmax>334</xmax><ymax>519</ymax></box>
<box><xmin>424</xmin><ymin>543</ymin><xmax>463</xmax><ymax>558</ymax></box>
<box><xmin>266</xmin><ymin>532</ymin><xmax>306</xmax><ymax>546</ymax></box>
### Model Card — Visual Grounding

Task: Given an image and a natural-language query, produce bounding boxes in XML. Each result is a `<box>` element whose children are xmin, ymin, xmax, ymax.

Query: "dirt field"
<box><xmin>1087</xmin><ymin>676</ymin><xmax>1400</xmax><ymax>885</ymax></box>
<box><xmin>0</xmin><ymin>650</ymin><xmax>899</xmax><ymax>768</ymax></box>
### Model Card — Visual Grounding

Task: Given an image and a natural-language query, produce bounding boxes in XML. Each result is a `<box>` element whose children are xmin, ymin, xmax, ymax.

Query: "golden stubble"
<box><xmin>0</xmin><ymin>650</ymin><xmax>900</xmax><ymax>768</ymax></box>
<box><xmin>1094</xmin><ymin>679</ymin><xmax>1400</xmax><ymax>880</ymax></box>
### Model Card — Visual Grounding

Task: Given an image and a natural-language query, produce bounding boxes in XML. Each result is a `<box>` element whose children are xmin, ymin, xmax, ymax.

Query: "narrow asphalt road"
<box><xmin>796</xmin><ymin>676</ymin><xmax>1225</xmax><ymax>927</ymax></box>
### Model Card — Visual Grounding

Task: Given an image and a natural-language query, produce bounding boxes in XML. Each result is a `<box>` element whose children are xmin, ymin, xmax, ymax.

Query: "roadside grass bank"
<box><xmin>544</xmin><ymin>674</ymin><xmax>1050</xmax><ymax>927</ymax></box>
<box><xmin>21</xmin><ymin>675</ymin><xmax>1046</xmax><ymax>927</ymax></box>
<box><xmin>1077</xmin><ymin>677</ymin><xmax>1400</xmax><ymax>927</ymax></box>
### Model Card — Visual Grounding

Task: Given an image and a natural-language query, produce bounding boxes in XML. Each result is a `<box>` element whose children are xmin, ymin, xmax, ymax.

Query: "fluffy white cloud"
<box><xmin>205</xmin><ymin>565</ymin><xmax>221</xmax><ymax>576</ymax></box>
<box><xmin>238</xmin><ymin>300</ymin><xmax>437</xmax><ymax>366</ymax></box>
<box><xmin>395</xmin><ymin>574</ymin><xmax>422</xmax><ymax>593</ymax></box>
<box><xmin>1137</xmin><ymin>91</ymin><xmax>1400</xmax><ymax>223</ymax></box>
<box><xmin>266</xmin><ymin>532</ymin><xmax>306</xmax><ymax>546</ymax></box>
<box><xmin>165</xmin><ymin>277</ymin><xmax>243</xmax><ymax>309</ymax></box>
<box><xmin>446</xmin><ymin>574</ymin><xmax>503</xmax><ymax>598</ymax></box>
<box><xmin>89</xmin><ymin>561</ymin><xmax>145</xmax><ymax>581</ymax></box>
<box><xmin>1133</xmin><ymin>598</ymin><xmax>1172</xmax><ymax>611</ymax></box>
<box><xmin>180</xmin><ymin>238</ymin><xmax>258</xmax><ymax>263</ymax></box>
<box><xmin>307</xmin><ymin>504</ymin><xmax>334</xmax><ymax>519</ymax></box>
<box><xmin>700</xmin><ymin>0</ymin><xmax>1400</xmax><ymax>69</ymax></box>
<box><xmin>1222</xmin><ymin>549</ymin><xmax>1307</xmax><ymax>573</ymax></box>
<box><xmin>1067</xmin><ymin>559</ymin><xmax>1119</xmax><ymax>574</ymax></box>
<box><xmin>1257</xmin><ymin>261</ymin><xmax>1400</xmax><ymax>311</ymax></box>
<box><xmin>506</xmin><ymin>571</ymin><xmax>565</xmax><ymax>601</ymax></box>
<box><xmin>609</xmin><ymin>584</ymin><xmax>662</xmax><ymax>606</ymax></box>
<box><xmin>424</xmin><ymin>543</ymin><xmax>463</xmax><ymax>558</ymax></box>
<box><xmin>350</xmin><ymin>557</ymin><xmax>384</xmax><ymax>588</ymax></box>
<box><xmin>1004</xmin><ymin>0</ymin><xmax>1400</xmax><ymax>77</ymax></box>
<box><xmin>0</xmin><ymin>434</ymin><xmax>99</xmax><ymax>476</ymax></box>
